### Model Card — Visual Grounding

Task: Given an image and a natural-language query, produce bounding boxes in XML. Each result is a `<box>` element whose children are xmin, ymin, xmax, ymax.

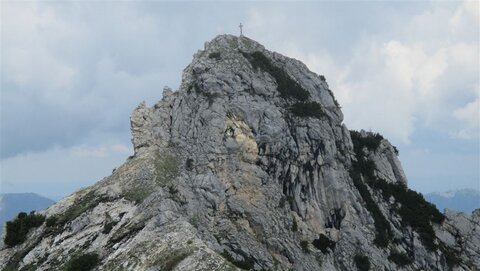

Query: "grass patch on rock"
<box><xmin>124</xmin><ymin>185</ymin><xmax>152</xmax><ymax>204</ymax></box>
<box><xmin>153</xmin><ymin>248</ymin><xmax>195</xmax><ymax>271</ymax></box>
<box><xmin>154</xmin><ymin>152</ymin><xmax>179</xmax><ymax>186</ymax></box>
<box><xmin>221</xmin><ymin>250</ymin><xmax>256</xmax><ymax>270</ymax></box>
<box><xmin>57</xmin><ymin>191</ymin><xmax>108</xmax><ymax>226</ymax></box>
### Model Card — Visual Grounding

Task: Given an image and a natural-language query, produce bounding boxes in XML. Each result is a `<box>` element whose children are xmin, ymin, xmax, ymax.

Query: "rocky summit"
<box><xmin>1</xmin><ymin>35</ymin><xmax>479</xmax><ymax>271</ymax></box>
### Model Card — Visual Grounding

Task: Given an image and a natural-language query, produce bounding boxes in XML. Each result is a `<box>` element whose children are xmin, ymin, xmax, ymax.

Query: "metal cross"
<box><xmin>239</xmin><ymin>23</ymin><xmax>243</xmax><ymax>36</ymax></box>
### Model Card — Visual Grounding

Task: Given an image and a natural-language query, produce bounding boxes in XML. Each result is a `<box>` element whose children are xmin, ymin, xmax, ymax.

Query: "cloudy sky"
<box><xmin>1</xmin><ymin>1</ymin><xmax>479</xmax><ymax>200</ymax></box>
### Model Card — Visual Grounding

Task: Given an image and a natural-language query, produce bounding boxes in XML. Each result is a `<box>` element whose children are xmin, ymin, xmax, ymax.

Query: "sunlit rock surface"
<box><xmin>1</xmin><ymin>35</ymin><xmax>478</xmax><ymax>271</ymax></box>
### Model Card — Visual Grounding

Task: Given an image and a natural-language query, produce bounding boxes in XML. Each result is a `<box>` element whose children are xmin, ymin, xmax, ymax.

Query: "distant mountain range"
<box><xmin>0</xmin><ymin>193</ymin><xmax>55</xmax><ymax>233</ymax></box>
<box><xmin>425</xmin><ymin>188</ymin><xmax>480</xmax><ymax>214</ymax></box>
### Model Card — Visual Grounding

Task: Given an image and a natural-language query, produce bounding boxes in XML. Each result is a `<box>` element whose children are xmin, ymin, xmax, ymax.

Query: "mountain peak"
<box><xmin>131</xmin><ymin>34</ymin><xmax>343</xmax><ymax>157</ymax></box>
<box><xmin>1</xmin><ymin>35</ymin><xmax>479</xmax><ymax>271</ymax></box>
<box><xmin>203</xmin><ymin>34</ymin><xmax>265</xmax><ymax>52</ymax></box>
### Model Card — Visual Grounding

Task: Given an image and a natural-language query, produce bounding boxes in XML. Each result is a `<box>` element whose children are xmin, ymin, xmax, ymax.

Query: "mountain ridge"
<box><xmin>426</xmin><ymin>189</ymin><xmax>480</xmax><ymax>214</ymax></box>
<box><xmin>1</xmin><ymin>34</ymin><xmax>478</xmax><ymax>271</ymax></box>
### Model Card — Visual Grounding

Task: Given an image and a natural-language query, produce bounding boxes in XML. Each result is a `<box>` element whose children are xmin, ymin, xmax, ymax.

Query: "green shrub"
<box><xmin>221</xmin><ymin>250</ymin><xmax>255</xmax><ymax>270</ymax></box>
<box><xmin>45</xmin><ymin>216</ymin><xmax>57</xmax><ymax>227</ymax></box>
<box><xmin>350</xmin><ymin>171</ymin><xmax>392</xmax><ymax>248</ymax></box>
<box><xmin>185</xmin><ymin>158</ymin><xmax>194</xmax><ymax>171</ymax></box>
<box><xmin>168</xmin><ymin>184</ymin><xmax>178</xmax><ymax>194</ymax></box>
<box><xmin>300</xmin><ymin>240</ymin><xmax>310</xmax><ymax>253</ymax></box>
<box><xmin>242</xmin><ymin>51</ymin><xmax>310</xmax><ymax>101</ymax></box>
<box><xmin>354</xmin><ymin>254</ymin><xmax>370</xmax><ymax>271</ymax></box>
<box><xmin>2</xmin><ymin>265</ymin><xmax>17</xmax><ymax>271</ymax></box>
<box><xmin>189</xmin><ymin>213</ymin><xmax>201</xmax><ymax>228</ymax></box>
<box><xmin>388</xmin><ymin>251</ymin><xmax>412</xmax><ymax>266</ymax></box>
<box><xmin>290</xmin><ymin>102</ymin><xmax>325</xmax><ymax>119</ymax></box>
<box><xmin>350</xmin><ymin>129</ymin><xmax>447</xmax><ymax>253</ymax></box>
<box><xmin>369</xmin><ymin>178</ymin><xmax>444</xmax><ymax>251</ymax></box>
<box><xmin>439</xmin><ymin>243</ymin><xmax>462</xmax><ymax>268</ymax></box>
<box><xmin>349</xmin><ymin>129</ymin><xmax>393</xmax><ymax>247</ymax></box>
<box><xmin>393</xmin><ymin>146</ymin><xmax>399</xmax><ymax>156</ymax></box>
<box><xmin>351</xmin><ymin>156</ymin><xmax>376</xmax><ymax>180</ymax></box>
<box><xmin>286</xmin><ymin>195</ymin><xmax>294</xmax><ymax>204</ymax></box>
<box><xmin>64</xmin><ymin>253</ymin><xmax>99</xmax><ymax>271</ymax></box>
<box><xmin>398</xmin><ymin>191</ymin><xmax>443</xmax><ymax>251</ymax></box>
<box><xmin>102</xmin><ymin>221</ymin><xmax>117</xmax><ymax>234</ymax></box>
<box><xmin>350</xmin><ymin>130</ymin><xmax>384</xmax><ymax>152</ymax></box>
<box><xmin>326</xmin><ymin>88</ymin><xmax>340</xmax><ymax>107</ymax></box>
<box><xmin>312</xmin><ymin>234</ymin><xmax>336</xmax><ymax>253</ymax></box>
<box><xmin>186</xmin><ymin>84</ymin><xmax>194</xmax><ymax>94</ymax></box>
<box><xmin>350</xmin><ymin>130</ymin><xmax>380</xmax><ymax>180</ymax></box>
<box><xmin>193</xmin><ymin>82</ymin><xmax>201</xmax><ymax>93</ymax></box>
<box><xmin>4</xmin><ymin>211</ymin><xmax>45</xmax><ymax>247</ymax></box>
<box><xmin>203</xmin><ymin>92</ymin><xmax>220</xmax><ymax>106</ymax></box>
<box><xmin>292</xmin><ymin>216</ymin><xmax>298</xmax><ymax>232</ymax></box>
<box><xmin>208</xmin><ymin>52</ymin><xmax>221</xmax><ymax>60</ymax></box>
<box><xmin>279</xmin><ymin>196</ymin><xmax>286</xmax><ymax>208</ymax></box>
<box><xmin>188</xmin><ymin>81</ymin><xmax>219</xmax><ymax>105</ymax></box>
<box><xmin>154</xmin><ymin>153</ymin><xmax>179</xmax><ymax>186</ymax></box>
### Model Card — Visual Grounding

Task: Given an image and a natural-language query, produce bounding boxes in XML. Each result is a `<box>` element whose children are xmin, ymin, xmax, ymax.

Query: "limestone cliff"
<box><xmin>1</xmin><ymin>35</ymin><xmax>478</xmax><ymax>271</ymax></box>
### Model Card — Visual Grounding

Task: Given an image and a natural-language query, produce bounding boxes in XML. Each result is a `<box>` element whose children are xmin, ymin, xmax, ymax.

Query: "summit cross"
<box><xmin>239</xmin><ymin>23</ymin><xmax>243</xmax><ymax>36</ymax></box>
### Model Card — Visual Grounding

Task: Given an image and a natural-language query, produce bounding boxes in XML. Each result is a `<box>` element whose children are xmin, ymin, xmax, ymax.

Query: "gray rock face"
<box><xmin>436</xmin><ymin>210</ymin><xmax>480</xmax><ymax>267</ymax></box>
<box><xmin>1</xmin><ymin>34</ymin><xmax>478</xmax><ymax>271</ymax></box>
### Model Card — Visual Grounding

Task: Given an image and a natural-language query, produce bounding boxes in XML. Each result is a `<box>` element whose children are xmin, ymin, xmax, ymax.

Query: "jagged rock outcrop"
<box><xmin>1</xmin><ymin>34</ymin><xmax>478</xmax><ymax>271</ymax></box>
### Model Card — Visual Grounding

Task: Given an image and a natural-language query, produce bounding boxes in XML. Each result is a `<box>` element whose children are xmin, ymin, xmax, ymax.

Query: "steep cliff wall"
<box><xmin>1</xmin><ymin>35</ymin><xmax>478</xmax><ymax>271</ymax></box>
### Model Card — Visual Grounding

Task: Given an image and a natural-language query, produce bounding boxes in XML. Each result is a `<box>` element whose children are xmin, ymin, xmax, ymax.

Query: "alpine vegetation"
<box><xmin>1</xmin><ymin>35</ymin><xmax>478</xmax><ymax>271</ymax></box>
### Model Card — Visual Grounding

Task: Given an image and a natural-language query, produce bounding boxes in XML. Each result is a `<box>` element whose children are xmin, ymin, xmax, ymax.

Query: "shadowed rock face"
<box><xmin>1</xmin><ymin>35</ymin><xmax>478</xmax><ymax>271</ymax></box>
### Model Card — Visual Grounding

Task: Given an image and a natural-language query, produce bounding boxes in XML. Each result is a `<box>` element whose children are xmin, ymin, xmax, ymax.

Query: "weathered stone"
<box><xmin>1</xmin><ymin>34</ymin><xmax>477</xmax><ymax>271</ymax></box>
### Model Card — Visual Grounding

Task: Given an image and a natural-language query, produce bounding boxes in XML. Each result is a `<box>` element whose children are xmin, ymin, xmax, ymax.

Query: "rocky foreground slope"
<box><xmin>1</xmin><ymin>35</ymin><xmax>479</xmax><ymax>271</ymax></box>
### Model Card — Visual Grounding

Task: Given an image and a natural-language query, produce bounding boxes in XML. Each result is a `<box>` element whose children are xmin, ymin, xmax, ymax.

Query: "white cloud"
<box><xmin>2</xmin><ymin>3</ymin><xmax>79</xmax><ymax>92</ymax></box>
<box><xmin>245</xmin><ymin>1</ymin><xmax>478</xmax><ymax>144</ymax></box>
<box><xmin>72</xmin><ymin>146</ymin><xmax>109</xmax><ymax>158</ymax></box>
<box><xmin>0</xmin><ymin>143</ymin><xmax>132</xmax><ymax>197</ymax></box>
<box><xmin>111</xmin><ymin>144</ymin><xmax>131</xmax><ymax>154</ymax></box>
<box><xmin>453</xmin><ymin>98</ymin><xmax>480</xmax><ymax>139</ymax></box>
<box><xmin>449</xmin><ymin>0</ymin><xmax>480</xmax><ymax>37</ymax></box>
<box><xmin>1</xmin><ymin>1</ymin><xmax>478</xmax><ymax>196</ymax></box>
<box><xmin>71</xmin><ymin>144</ymin><xmax>132</xmax><ymax>158</ymax></box>
<box><xmin>1</xmin><ymin>2</ymin><xmax>175</xmax><ymax>158</ymax></box>
<box><xmin>381</xmin><ymin>41</ymin><xmax>448</xmax><ymax>99</ymax></box>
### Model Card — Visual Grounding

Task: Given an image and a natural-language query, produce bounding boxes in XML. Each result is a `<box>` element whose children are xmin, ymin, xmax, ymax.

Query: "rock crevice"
<box><xmin>1</xmin><ymin>34</ymin><xmax>478</xmax><ymax>271</ymax></box>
